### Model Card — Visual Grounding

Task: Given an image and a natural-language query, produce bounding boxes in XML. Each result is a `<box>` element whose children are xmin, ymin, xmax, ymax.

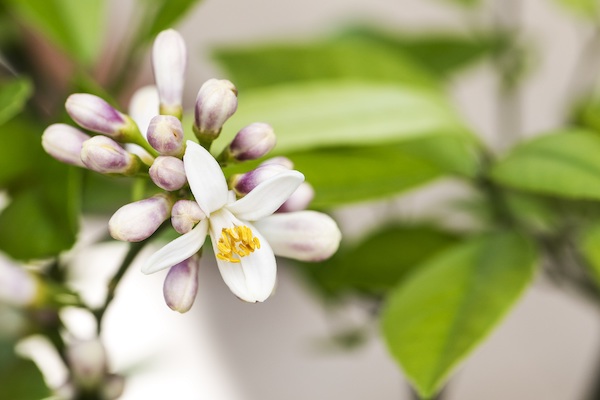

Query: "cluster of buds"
<box><xmin>43</xmin><ymin>29</ymin><xmax>341</xmax><ymax>311</ymax></box>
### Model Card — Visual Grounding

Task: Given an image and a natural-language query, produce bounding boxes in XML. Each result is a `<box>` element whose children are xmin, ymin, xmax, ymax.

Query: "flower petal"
<box><xmin>253</xmin><ymin>211</ymin><xmax>341</xmax><ymax>262</ymax></box>
<box><xmin>183</xmin><ymin>140</ymin><xmax>229</xmax><ymax>215</ymax></box>
<box><xmin>226</xmin><ymin>170</ymin><xmax>304</xmax><ymax>221</ymax></box>
<box><xmin>142</xmin><ymin>219</ymin><xmax>208</xmax><ymax>274</ymax></box>
<box><xmin>209</xmin><ymin>209</ymin><xmax>276</xmax><ymax>302</ymax></box>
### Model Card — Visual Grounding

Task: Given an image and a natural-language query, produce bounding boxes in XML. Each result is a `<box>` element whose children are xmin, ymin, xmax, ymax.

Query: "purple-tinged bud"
<box><xmin>163</xmin><ymin>256</ymin><xmax>199</xmax><ymax>313</ymax></box>
<box><xmin>80</xmin><ymin>136</ymin><xmax>141</xmax><ymax>175</ymax></box>
<box><xmin>225</xmin><ymin>122</ymin><xmax>276</xmax><ymax>162</ymax></box>
<box><xmin>66</xmin><ymin>338</ymin><xmax>107</xmax><ymax>391</ymax></box>
<box><xmin>231</xmin><ymin>164</ymin><xmax>290</xmax><ymax>196</ymax></box>
<box><xmin>259</xmin><ymin>156</ymin><xmax>294</xmax><ymax>169</ymax></box>
<box><xmin>109</xmin><ymin>194</ymin><xmax>173</xmax><ymax>242</ymax></box>
<box><xmin>171</xmin><ymin>200</ymin><xmax>205</xmax><ymax>234</ymax></box>
<box><xmin>278</xmin><ymin>182</ymin><xmax>315</xmax><ymax>213</ymax></box>
<box><xmin>0</xmin><ymin>255</ymin><xmax>39</xmax><ymax>308</ymax></box>
<box><xmin>149</xmin><ymin>156</ymin><xmax>187</xmax><ymax>191</ymax></box>
<box><xmin>66</xmin><ymin>94</ymin><xmax>128</xmax><ymax>137</ymax></box>
<box><xmin>193</xmin><ymin>79</ymin><xmax>238</xmax><ymax>142</ymax></box>
<box><xmin>152</xmin><ymin>29</ymin><xmax>186</xmax><ymax>119</ymax></box>
<box><xmin>41</xmin><ymin>124</ymin><xmax>90</xmax><ymax>167</ymax></box>
<box><xmin>147</xmin><ymin>115</ymin><xmax>185</xmax><ymax>156</ymax></box>
<box><xmin>102</xmin><ymin>374</ymin><xmax>125</xmax><ymax>400</ymax></box>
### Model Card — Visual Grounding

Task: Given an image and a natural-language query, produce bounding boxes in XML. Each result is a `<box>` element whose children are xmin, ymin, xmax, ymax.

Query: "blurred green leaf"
<box><xmin>0</xmin><ymin>117</ymin><xmax>79</xmax><ymax>259</ymax></box>
<box><xmin>0</xmin><ymin>340</ymin><xmax>50</xmax><ymax>399</ymax></box>
<box><xmin>218</xmin><ymin>81</ymin><xmax>474</xmax><ymax>155</ymax></box>
<box><xmin>0</xmin><ymin>78</ymin><xmax>32</xmax><ymax>127</ymax></box>
<box><xmin>301</xmin><ymin>225</ymin><xmax>459</xmax><ymax>297</ymax></box>
<box><xmin>552</xmin><ymin>0</ymin><xmax>598</xmax><ymax>18</ymax></box>
<box><xmin>434</xmin><ymin>0</ymin><xmax>481</xmax><ymax>7</ymax></box>
<box><xmin>578</xmin><ymin>221</ymin><xmax>600</xmax><ymax>285</ymax></box>
<box><xmin>5</xmin><ymin>0</ymin><xmax>104</xmax><ymax>65</ymax></box>
<box><xmin>291</xmin><ymin>146</ymin><xmax>441</xmax><ymax>207</ymax></box>
<box><xmin>139</xmin><ymin>0</ymin><xmax>202</xmax><ymax>40</ymax></box>
<box><xmin>491</xmin><ymin>130</ymin><xmax>600</xmax><ymax>200</ymax></box>
<box><xmin>381</xmin><ymin>231</ymin><xmax>537</xmax><ymax>398</ymax></box>
<box><xmin>215</xmin><ymin>35</ymin><xmax>440</xmax><ymax>91</ymax></box>
<box><xmin>215</xmin><ymin>27</ymin><xmax>497</xmax><ymax>90</ymax></box>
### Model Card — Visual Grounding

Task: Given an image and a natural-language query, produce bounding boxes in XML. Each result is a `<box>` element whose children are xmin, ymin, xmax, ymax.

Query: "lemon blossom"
<box><xmin>142</xmin><ymin>140</ymin><xmax>302</xmax><ymax>302</ymax></box>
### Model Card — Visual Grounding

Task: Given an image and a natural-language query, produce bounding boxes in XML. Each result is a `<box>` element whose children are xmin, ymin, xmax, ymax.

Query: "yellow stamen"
<box><xmin>216</xmin><ymin>225</ymin><xmax>261</xmax><ymax>264</ymax></box>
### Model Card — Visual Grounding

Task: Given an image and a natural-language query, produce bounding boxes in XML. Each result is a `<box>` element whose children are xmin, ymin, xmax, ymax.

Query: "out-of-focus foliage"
<box><xmin>0</xmin><ymin>340</ymin><xmax>50</xmax><ymax>399</ymax></box>
<box><xmin>381</xmin><ymin>232</ymin><xmax>537</xmax><ymax>398</ymax></box>
<box><xmin>553</xmin><ymin>0</ymin><xmax>599</xmax><ymax>18</ymax></box>
<box><xmin>0</xmin><ymin>78</ymin><xmax>32</xmax><ymax>126</ymax></box>
<box><xmin>491</xmin><ymin>130</ymin><xmax>600</xmax><ymax>200</ymax></box>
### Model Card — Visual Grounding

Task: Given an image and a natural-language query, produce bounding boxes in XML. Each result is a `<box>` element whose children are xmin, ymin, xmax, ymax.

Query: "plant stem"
<box><xmin>92</xmin><ymin>240</ymin><xmax>148</xmax><ymax>334</ymax></box>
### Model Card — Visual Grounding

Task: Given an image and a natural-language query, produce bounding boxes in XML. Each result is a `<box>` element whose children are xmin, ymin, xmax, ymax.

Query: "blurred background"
<box><xmin>2</xmin><ymin>0</ymin><xmax>600</xmax><ymax>399</ymax></box>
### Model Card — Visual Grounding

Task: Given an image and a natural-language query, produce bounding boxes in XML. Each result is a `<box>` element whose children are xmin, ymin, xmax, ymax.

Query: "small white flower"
<box><xmin>142</xmin><ymin>141</ymin><xmax>341</xmax><ymax>302</ymax></box>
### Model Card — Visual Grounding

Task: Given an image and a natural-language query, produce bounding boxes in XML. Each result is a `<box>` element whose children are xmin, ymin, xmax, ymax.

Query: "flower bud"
<box><xmin>66</xmin><ymin>338</ymin><xmax>107</xmax><ymax>391</ymax></box>
<box><xmin>127</xmin><ymin>85</ymin><xmax>159</xmax><ymax>165</ymax></box>
<box><xmin>278</xmin><ymin>182</ymin><xmax>315</xmax><ymax>213</ymax></box>
<box><xmin>149</xmin><ymin>156</ymin><xmax>187</xmax><ymax>191</ymax></box>
<box><xmin>259</xmin><ymin>156</ymin><xmax>294</xmax><ymax>169</ymax></box>
<box><xmin>231</xmin><ymin>164</ymin><xmax>290</xmax><ymax>196</ymax></box>
<box><xmin>147</xmin><ymin>115</ymin><xmax>185</xmax><ymax>156</ymax></box>
<box><xmin>171</xmin><ymin>200</ymin><xmax>205</xmax><ymax>234</ymax></box>
<box><xmin>193</xmin><ymin>79</ymin><xmax>238</xmax><ymax>142</ymax></box>
<box><xmin>80</xmin><ymin>136</ymin><xmax>141</xmax><ymax>175</ymax></box>
<box><xmin>102</xmin><ymin>374</ymin><xmax>125</xmax><ymax>400</ymax></box>
<box><xmin>152</xmin><ymin>29</ymin><xmax>186</xmax><ymax>119</ymax></box>
<box><xmin>66</xmin><ymin>94</ymin><xmax>127</xmax><ymax>137</ymax></box>
<box><xmin>0</xmin><ymin>255</ymin><xmax>38</xmax><ymax>308</ymax></box>
<box><xmin>163</xmin><ymin>256</ymin><xmax>199</xmax><ymax>313</ymax></box>
<box><xmin>225</xmin><ymin>122</ymin><xmax>276</xmax><ymax>162</ymax></box>
<box><xmin>41</xmin><ymin>124</ymin><xmax>90</xmax><ymax>167</ymax></box>
<box><xmin>109</xmin><ymin>194</ymin><xmax>173</xmax><ymax>242</ymax></box>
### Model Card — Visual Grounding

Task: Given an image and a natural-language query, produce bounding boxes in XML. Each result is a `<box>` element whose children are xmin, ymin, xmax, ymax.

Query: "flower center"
<box><xmin>216</xmin><ymin>225</ymin><xmax>261</xmax><ymax>263</ymax></box>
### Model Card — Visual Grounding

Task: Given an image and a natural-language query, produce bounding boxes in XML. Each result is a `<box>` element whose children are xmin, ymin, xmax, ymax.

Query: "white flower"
<box><xmin>142</xmin><ymin>141</ymin><xmax>341</xmax><ymax>302</ymax></box>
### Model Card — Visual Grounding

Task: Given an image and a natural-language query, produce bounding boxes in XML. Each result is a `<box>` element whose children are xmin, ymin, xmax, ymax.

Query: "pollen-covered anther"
<box><xmin>216</xmin><ymin>225</ymin><xmax>261</xmax><ymax>263</ymax></box>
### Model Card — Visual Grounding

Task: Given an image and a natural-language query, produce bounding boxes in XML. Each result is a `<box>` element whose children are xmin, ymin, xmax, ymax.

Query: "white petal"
<box><xmin>128</xmin><ymin>85</ymin><xmax>159</xmax><ymax>137</ymax></box>
<box><xmin>253</xmin><ymin>211</ymin><xmax>341</xmax><ymax>262</ymax></box>
<box><xmin>142</xmin><ymin>219</ymin><xmax>208</xmax><ymax>274</ymax></box>
<box><xmin>227</xmin><ymin>170</ymin><xmax>304</xmax><ymax>221</ymax></box>
<box><xmin>183</xmin><ymin>141</ymin><xmax>229</xmax><ymax>215</ymax></box>
<box><xmin>209</xmin><ymin>210</ymin><xmax>276</xmax><ymax>302</ymax></box>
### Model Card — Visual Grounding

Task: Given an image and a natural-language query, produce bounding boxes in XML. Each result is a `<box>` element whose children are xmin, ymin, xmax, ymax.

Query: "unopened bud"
<box><xmin>0</xmin><ymin>255</ymin><xmax>38</xmax><ymax>308</ymax></box>
<box><xmin>224</xmin><ymin>122</ymin><xmax>276</xmax><ymax>162</ymax></box>
<box><xmin>127</xmin><ymin>85</ymin><xmax>160</xmax><ymax>165</ymax></box>
<box><xmin>278</xmin><ymin>182</ymin><xmax>314</xmax><ymax>212</ymax></box>
<box><xmin>163</xmin><ymin>256</ymin><xmax>199</xmax><ymax>313</ymax></box>
<box><xmin>171</xmin><ymin>200</ymin><xmax>205</xmax><ymax>234</ymax></box>
<box><xmin>66</xmin><ymin>338</ymin><xmax>107</xmax><ymax>391</ymax></box>
<box><xmin>149</xmin><ymin>156</ymin><xmax>187</xmax><ymax>191</ymax></box>
<box><xmin>81</xmin><ymin>136</ymin><xmax>141</xmax><ymax>175</ymax></box>
<box><xmin>102</xmin><ymin>374</ymin><xmax>125</xmax><ymax>400</ymax></box>
<box><xmin>193</xmin><ymin>79</ymin><xmax>237</xmax><ymax>142</ymax></box>
<box><xmin>260</xmin><ymin>156</ymin><xmax>294</xmax><ymax>169</ymax></box>
<box><xmin>66</xmin><ymin>94</ymin><xmax>127</xmax><ymax>138</ymax></box>
<box><xmin>42</xmin><ymin>124</ymin><xmax>90</xmax><ymax>167</ymax></box>
<box><xmin>152</xmin><ymin>29</ymin><xmax>186</xmax><ymax>119</ymax></box>
<box><xmin>147</xmin><ymin>115</ymin><xmax>185</xmax><ymax>156</ymax></box>
<box><xmin>109</xmin><ymin>194</ymin><xmax>173</xmax><ymax>242</ymax></box>
<box><xmin>231</xmin><ymin>164</ymin><xmax>290</xmax><ymax>196</ymax></box>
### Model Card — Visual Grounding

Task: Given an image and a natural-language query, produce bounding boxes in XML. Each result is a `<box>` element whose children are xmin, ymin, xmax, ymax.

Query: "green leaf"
<box><xmin>434</xmin><ymin>0</ymin><xmax>481</xmax><ymax>7</ymax></box>
<box><xmin>300</xmin><ymin>225</ymin><xmax>459</xmax><ymax>297</ymax></box>
<box><xmin>215</xmin><ymin>35</ymin><xmax>440</xmax><ymax>91</ymax></box>
<box><xmin>0</xmin><ymin>78</ymin><xmax>32</xmax><ymax>127</ymax></box>
<box><xmin>491</xmin><ymin>130</ymin><xmax>600</xmax><ymax>200</ymax></box>
<box><xmin>217</xmin><ymin>81</ymin><xmax>474</xmax><ymax>155</ymax></box>
<box><xmin>6</xmin><ymin>0</ymin><xmax>105</xmax><ymax>65</ymax></box>
<box><xmin>0</xmin><ymin>117</ymin><xmax>79</xmax><ymax>259</ymax></box>
<box><xmin>288</xmin><ymin>140</ymin><xmax>466</xmax><ymax>207</ymax></box>
<box><xmin>137</xmin><ymin>0</ymin><xmax>203</xmax><ymax>41</ymax></box>
<box><xmin>552</xmin><ymin>0</ymin><xmax>598</xmax><ymax>18</ymax></box>
<box><xmin>577</xmin><ymin>221</ymin><xmax>600</xmax><ymax>285</ymax></box>
<box><xmin>0</xmin><ymin>340</ymin><xmax>50</xmax><ymax>399</ymax></box>
<box><xmin>381</xmin><ymin>231</ymin><xmax>537</xmax><ymax>398</ymax></box>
